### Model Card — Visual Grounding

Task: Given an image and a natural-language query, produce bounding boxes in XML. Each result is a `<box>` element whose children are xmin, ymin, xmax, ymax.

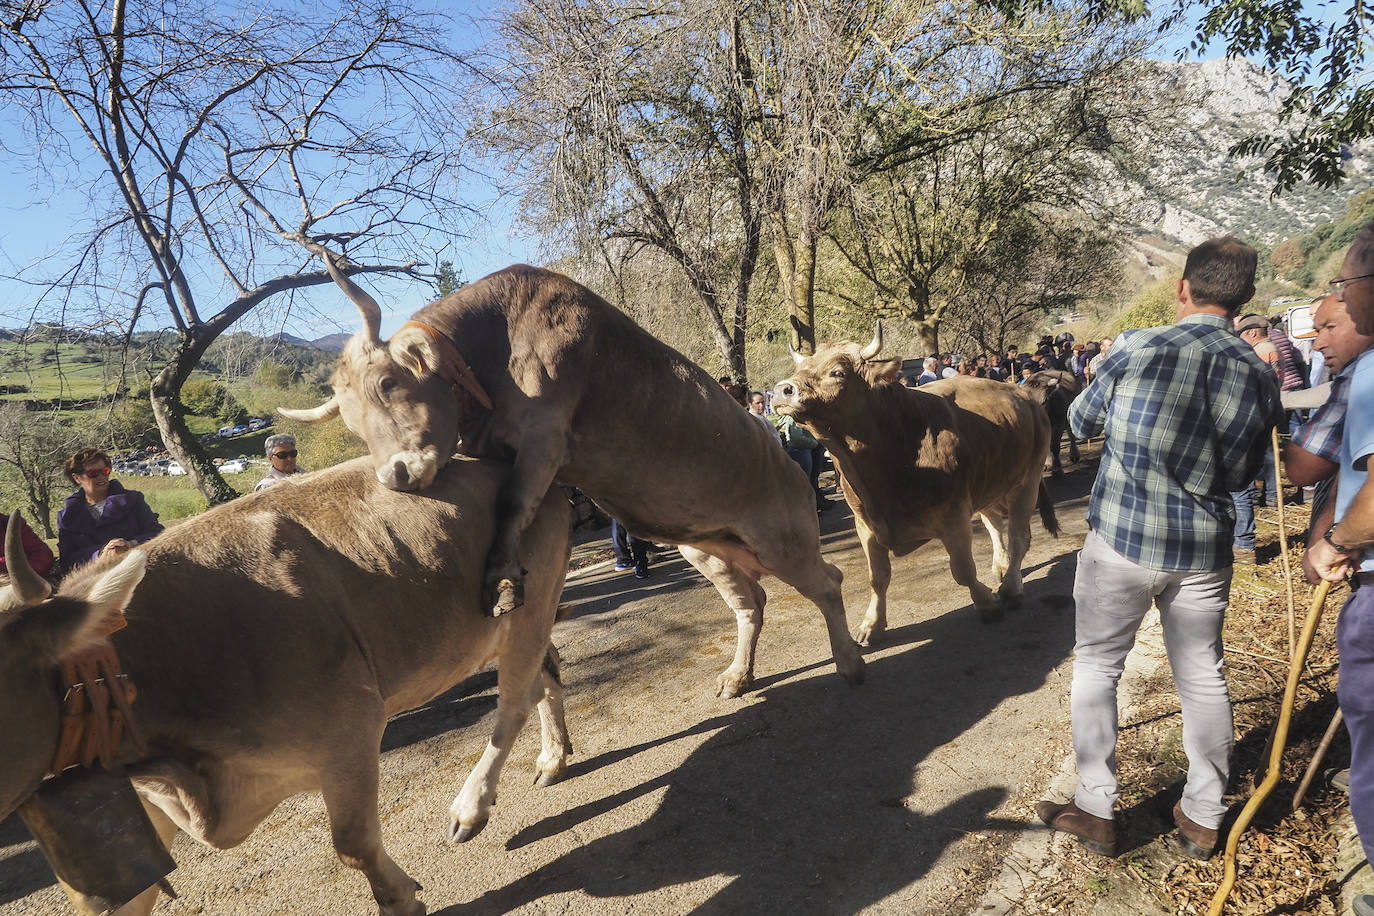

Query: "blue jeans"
<box><xmin>1231</xmin><ymin>482</ymin><xmax>1258</xmax><ymax>550</ymax></box>
<box><xmin>611</xmin><ymin>518</ymin><xmax>648</xmax><ymax>569</ymax></box>
<box><xmin>1338</xmin><ymin>585</ymin><xmax>1374</xmax><ymax>865</ymax></box>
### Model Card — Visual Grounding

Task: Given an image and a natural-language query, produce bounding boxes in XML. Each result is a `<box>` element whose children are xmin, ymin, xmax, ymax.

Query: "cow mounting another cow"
<box><xmin>773</xmin><ymin>325</ymin><xmax>1059</xmax><ymax>646</ymax></box>
<box><xmin>282</xmin><ymin>257</ymin><xmax>863</xmax><ymax>698</ymax></box>
<box><xmin>1</xmin><ymin>457</ymin><xmax>574</xmax><ymax>916</ymax></box>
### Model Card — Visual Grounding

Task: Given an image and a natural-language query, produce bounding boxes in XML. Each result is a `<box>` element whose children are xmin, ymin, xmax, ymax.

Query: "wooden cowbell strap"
<box><xmin>399</xmin><ymin>320</ymin><xmax>494</xmax><ymax>411</ymax></box>
<box><xmin>50</xmin><ymin>614</ymin><xmax>146</xmax><ymax>777</ymax></box>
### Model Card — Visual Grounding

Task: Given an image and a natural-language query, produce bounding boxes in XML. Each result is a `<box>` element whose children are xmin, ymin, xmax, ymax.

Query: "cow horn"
<box><xmin>859</xmin><ymin>322</ymin><xmax>883</xmax><ymax>361</ymax></box>
<box><xmin>1</xmin><ymin>510</ymin><xmax>52</xmax><ymax>615</ymax></box>
<box><xmin>324</xmin><ymin>252</ymin><xmax>384</xmax><ymax>345</ymax></box>
<box><xmin>789</xmin><ymin>344</ymin><xmax>805</xmax><ymax>366</ymax></box>
<box><xmin>277</xmin><ymin>398</ymin><xmax>340</xmax><ymax>423</ymax></box>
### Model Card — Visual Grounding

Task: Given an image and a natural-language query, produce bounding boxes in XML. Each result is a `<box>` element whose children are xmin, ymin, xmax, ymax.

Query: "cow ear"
<box><xmin>388</xmin><ymin>326</ymin><xmax>439</xmax><ymax>380</ymax></box>
<box><xmin>864</xmin><ymin>357</ymin><xmax>902</xmax><ymax>387</ymax></box>
<box><xmin>58</xmin><ymin>551</ymin><xmax>147</xmax><ymax>659</ymax></box>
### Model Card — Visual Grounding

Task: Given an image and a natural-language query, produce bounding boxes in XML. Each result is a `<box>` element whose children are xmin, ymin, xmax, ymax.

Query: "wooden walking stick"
<box><xmin>1292</xmin><ymin>708</ymin><xmax>1344</xmax><ymax>812</ymax></box>
<box><xmin>1272</xmin><ymin>427</ymin><xmax>1298</xmax><ymax>660</ymax></box>
<box><xmin>1208</xmin><ymin>580</ymin><xmax>1332</xmax><ymax>916</ymax></box>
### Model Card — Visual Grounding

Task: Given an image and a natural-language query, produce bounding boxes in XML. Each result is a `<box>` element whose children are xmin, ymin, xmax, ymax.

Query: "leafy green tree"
<box><xmin>254</xmin><ymin>360</ymin><xmax>295</xmax><ymax>390</ymax></box>
<box><xmin>1112</xmin><ymin>277</ymin><xmax>1179</xmax><ymax>335</ymax></box>
<box><xmin>436</xmin><ymin>261</ymin><xmax>465</xmax><ymax>298</ymax></box>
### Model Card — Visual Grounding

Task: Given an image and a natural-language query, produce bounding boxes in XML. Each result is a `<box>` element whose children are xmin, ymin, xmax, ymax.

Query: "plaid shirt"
<box><xmin>1290</xmin><ymin>370</ymin><xmax>1350</xmax><ymax>463</ymax></box>
<box><xmin>1069</xmin><ymin>313</ymin><xmax>1283</xmax><ymax>571</ymax></box>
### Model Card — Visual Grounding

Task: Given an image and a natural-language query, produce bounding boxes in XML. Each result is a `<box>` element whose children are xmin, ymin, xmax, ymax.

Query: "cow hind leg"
<box><xmin>996</xmin><ymin>478</ymin><xmax>1041</xmax><ymax>606</ymax></box>
<box><xmin>533</xmin><ymin>644</ymin><xmax>573</xmax><ymax>787</ymax></box>
<box><xmin>853</xmin><ymin>512</ymin><xmax>893</xmax><ymax>647</ymax></box>
<box><xmin>319</xmin><ymin>749</ymin><xmax>424</xmax><ymax>916</ymax></box>
<box><xmin>679</xmin><ymin>545</ymin><xmax>768</xmax><ymax>699</ymax></box>
<box><xmin>756</xmin><ymin>543</ymin><xmax>865</xmax><ymax>689</ymax></box>
<box><xmin>979</xmin><ymin>511</ymin><xmax>1012</xmax><ymax>585</ymax></box>
<box><xmin>449</xmin><ymin>640</ymin><xmax>547</xmax><ymax>841</ymax></box>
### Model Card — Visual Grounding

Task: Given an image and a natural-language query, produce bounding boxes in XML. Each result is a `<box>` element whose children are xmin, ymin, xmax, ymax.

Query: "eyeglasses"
<box><xmin>1329</xmin><ymin>272</ymin><xmax>1374</xmax><ymax>296</ymax></box>
<box><xmin>272</xmin><ymin>450</ymin><xmax>297</xmax><ymax>460</ymax></box>
<box><xmin>81</xmin><ymin>467</ymin><xmax>111</xmax><ymax>479</ymax></box>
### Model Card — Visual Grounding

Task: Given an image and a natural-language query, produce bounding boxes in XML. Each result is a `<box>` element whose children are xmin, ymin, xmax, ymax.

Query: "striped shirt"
<box><xmin>1291</xmin><ymin>370</ymin><xmax>1350</xmax><ymax>463</ymax></box>
<box><xmin>1068</xmin><ymin>313</ymin><xmax>1283</xmax><ymax>571</ymax></box>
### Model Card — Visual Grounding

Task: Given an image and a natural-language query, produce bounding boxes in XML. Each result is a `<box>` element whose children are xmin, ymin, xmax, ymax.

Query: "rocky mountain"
<box><xmin>1125</xmin><ymin>58</ymin><xmax>1371</xmax><ymax>252</ymax></box>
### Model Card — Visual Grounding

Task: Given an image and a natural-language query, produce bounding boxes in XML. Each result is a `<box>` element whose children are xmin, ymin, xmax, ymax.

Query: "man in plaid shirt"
<box><xmin>1036</xmin><ymin>237</ymin><xmax>1283</xmax><ymax>860</ymax></box>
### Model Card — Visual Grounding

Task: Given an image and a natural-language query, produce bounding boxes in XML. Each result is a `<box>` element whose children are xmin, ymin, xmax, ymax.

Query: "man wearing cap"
<box><xmin>1307</xmin><ymin>224</ymin><xmax>1374</xmax><ymax>916</ymax></box>
<box><xmin>255</xmin><ymin>434</ymin><xmax>307</xmax><ymax>491</ymax></box>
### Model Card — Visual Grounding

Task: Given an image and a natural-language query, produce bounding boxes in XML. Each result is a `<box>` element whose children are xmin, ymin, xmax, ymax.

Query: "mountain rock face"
<box><xmin>1130</xmin><ymin>58</ymin><xmax>1371</xmax><ymax>249</ymax></box>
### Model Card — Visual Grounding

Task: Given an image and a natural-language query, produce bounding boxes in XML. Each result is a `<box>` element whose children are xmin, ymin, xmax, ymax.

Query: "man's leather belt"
<box><xmin>1353</xmin><ymin>570</ymin><xmax>1374</xmax><ymax>590</ymax></box>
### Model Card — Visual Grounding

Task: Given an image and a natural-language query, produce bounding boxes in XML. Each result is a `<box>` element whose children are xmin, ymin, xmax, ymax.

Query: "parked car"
<box><xmin>218</xmin><ymin>425</ymin><xmax>236</xmax><ymax>437</ymax></box>
<box><xmin>231</xmin><ymin>424</ymin><xmax>249</xmax><ymax>436</ymax></box>
<box><xmin>146</xmin><ymin>459</ymin><xmax>171</xmax><ymax>476</ymax></box>
<box><xmin>219</xmin><ymin>458</ymin><xmax>249</xmax><ymax>474</ymax></box>
<box><xmin>167</xmin><ymin>461</ymin><xmax>187</xmax><ymax>476</ymax></box>
<box><xmin>248</xmin><ymin>417</ymin><xmax>269</xmax><ymax>431</ymax></box>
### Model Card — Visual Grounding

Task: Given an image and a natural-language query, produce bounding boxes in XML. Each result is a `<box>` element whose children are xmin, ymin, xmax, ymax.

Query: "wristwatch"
<box><xmin>1325</xmin><ymin>523</ymin><xmax>1356</xmax><ymax>553</ymax></box>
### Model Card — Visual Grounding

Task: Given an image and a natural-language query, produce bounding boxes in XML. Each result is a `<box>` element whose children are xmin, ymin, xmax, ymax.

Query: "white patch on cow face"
<box><xmin>376</xmin><ymin>446</ymin><xmax>441</xmax><ymax>491</ymax></box>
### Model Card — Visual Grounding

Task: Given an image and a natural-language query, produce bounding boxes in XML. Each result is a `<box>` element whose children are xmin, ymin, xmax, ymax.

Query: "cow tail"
<box><xmin>1038</xmin><ymin>480</ymin><xmax>1060</xmax><ymax>538</ymax></box>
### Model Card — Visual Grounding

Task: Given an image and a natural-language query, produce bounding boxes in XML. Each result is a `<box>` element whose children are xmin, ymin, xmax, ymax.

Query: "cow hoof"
<box><xmin>485</xmin><ymin>578</ymin><xmax>524</xmax><ymax>618</ymax></box>
<box><xmin>855</xmin><ymin>623</ymin><xmax>885</xmax><ymax>647</ymax></box>
<box><xmin>716</xmin><ymin>670</ymin><xmax>753</xmax><ymax>699</ymax></box>
<box><xmin>379</xmin><ymin>899</ymin><xmax>426</xmax><ymax>916</ymax></box>
<box><xmin>448</xmin><ymin>815</ymin><xmax>488</xmax><ymax>844</ymax></box>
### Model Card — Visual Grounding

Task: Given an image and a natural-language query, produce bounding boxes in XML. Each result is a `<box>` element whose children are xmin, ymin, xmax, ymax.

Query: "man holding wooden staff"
<box><xmin>1307</xmin><ymin>225</ymin><xmax>1374</xmax><ymax>916</ymax></box>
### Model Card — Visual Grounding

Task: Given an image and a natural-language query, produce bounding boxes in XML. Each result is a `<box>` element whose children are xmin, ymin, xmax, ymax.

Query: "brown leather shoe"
<box><xmin>1035</xmin><ymin>799</ymin><xmax>1118</xmax><ymax>856</ymax></box>
<box><xmin>1172</xmin><ymin>800</ymin><xmax>1218</xmax><ymax>860</ymax></box>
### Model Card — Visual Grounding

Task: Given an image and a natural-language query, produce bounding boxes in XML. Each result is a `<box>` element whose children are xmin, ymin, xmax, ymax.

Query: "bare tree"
<box><xmin>0</xmin><ymin>0</ymin><xmax>471</xmax><ymax>503</ymax></box>
<box><xmin>0</xmin><ymin>402</ymin><xmax>81</xmax><ymax>538</ymax></box>
<box><xmin>829</xmin><ymin>34</ymin><xmax>1154</xmax><ymax>354</ymax></box>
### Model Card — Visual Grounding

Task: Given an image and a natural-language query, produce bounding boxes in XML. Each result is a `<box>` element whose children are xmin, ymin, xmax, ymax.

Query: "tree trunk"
<box><xmin>774</xmin><ymin>230</ymin><xmax>818</xmax><ymax>356</ymax></box>
<box><xmin>150</xmin><ymin>334</ymin><xmax>236</xmax><ymax>506</ymax></box>
<box><xmin>912</xmin><ymin>320</ymin><xmax>940</xmax><ymax>357</ymax></box>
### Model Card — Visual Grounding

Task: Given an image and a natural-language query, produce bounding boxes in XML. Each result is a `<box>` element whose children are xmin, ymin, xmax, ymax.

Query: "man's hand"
<box><xmin>1306</xmin><ymin>535</ymin><xmax>1360</xmax><ymax>583</ymax></box>
<box><xmin>99</xmin><ymin>538</ymin><xmax>131</xmax><ymax>557</ymax></box>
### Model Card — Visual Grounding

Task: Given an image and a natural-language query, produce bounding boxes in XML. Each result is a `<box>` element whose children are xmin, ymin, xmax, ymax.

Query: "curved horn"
<box><xmin>324</xmin><ymin>252</ymin><xmax>384</xmax><ymax>345</ymax></box>
<box><xmin>858</xmin><ymin>321</ymin><xmax>883</xmax><ymax>361</ymax></box>
<box><xmin>2</xmin><ymin>510</ymin><xmax>52</xmax><ymax>614</ymax></box>
<box><xmin>277</xmin><ymin>398</ymin><xmax>340</xmax><ymax>423</ymax></box>
<box><xmin>789</xmin><ymin>343</ymin><xmax>806</xmax><ymax>366</ymax></box>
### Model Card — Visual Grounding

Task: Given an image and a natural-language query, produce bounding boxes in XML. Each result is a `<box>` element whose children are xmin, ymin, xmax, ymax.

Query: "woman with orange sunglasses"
<box><xmin>56</xmin><ymin>448</ymin><xmax>163</xmax><ymax>575</ymax></box>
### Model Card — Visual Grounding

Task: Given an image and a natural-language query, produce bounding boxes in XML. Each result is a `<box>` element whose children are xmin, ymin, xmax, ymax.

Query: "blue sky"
<box><xmin>0</xmin><ymin>1</ymin><xmax>1249</xmax><ymax>343</ymax></box>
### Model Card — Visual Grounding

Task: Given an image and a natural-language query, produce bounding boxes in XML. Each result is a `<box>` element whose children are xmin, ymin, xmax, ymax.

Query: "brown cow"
<box><xmin>281</xmin><ymin>258</ymin><xmax>862</xmax><ymax>699</ymax></box>
<box><xmin>773</xmin><ymin>325</ymin><xmax>1059</xmax><ymax>646</ymax></box>
<box><xmin>0</xmin><ymin>457</ymin><xmax>573</xmax><ymax>916</ymax></box>
<box><xmin>1020</xmin><ymin>369</ymin><xmax>1082</xmax><ymax>476</ymax></box>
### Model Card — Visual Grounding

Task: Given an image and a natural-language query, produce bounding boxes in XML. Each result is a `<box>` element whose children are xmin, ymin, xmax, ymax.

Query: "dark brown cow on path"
<box><xmin>1020</xmin><ymin>369</ymin><xmax>1082</xmax><ymax>476</ymax></box>
<box><xmin>0</xmin><ymin>457</ymin><xmax>573</xmax><ymax>916</ymax></box>
<box><xmin>772</xmin><ymin>326</ymin><xmax>1059</xmax><ymax>646</ymax></box>
<box><xmin>281</xmin><ymin>258</ymin><xmax>863</xmax><ymax>699</ymax></box>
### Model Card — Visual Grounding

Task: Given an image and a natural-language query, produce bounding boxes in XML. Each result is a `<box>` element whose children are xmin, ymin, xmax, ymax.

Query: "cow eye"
<box><xmin>828</xmin><ymin>367</ymin><xmax>845</xmax><ymax>379</ymax></box>
<box><xmin>379</xmin><ymin>376</ymin><xmax>397</xmax><ymax>393</ymax></box>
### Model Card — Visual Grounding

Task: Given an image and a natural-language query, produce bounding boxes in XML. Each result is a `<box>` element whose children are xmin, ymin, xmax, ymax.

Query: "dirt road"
<box><xmin>0</xmin><ymin>468</ymin><xmax>1095</xmax><ymax>915</ymax></box>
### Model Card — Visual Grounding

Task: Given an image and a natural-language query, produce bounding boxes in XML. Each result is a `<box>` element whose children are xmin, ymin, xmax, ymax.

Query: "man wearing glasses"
<box><xmin>1306</xmin><ymin>225</ymin><xmax>1374</xmax><ymax>916</ymax></box>
<box><xmin>255</xmin><ymin>433</ymin><xmax>308</xmax><ymax>491</ymax></box>
<box><xmin>56</xmin><ymin>447</ymin><xmax>163</xmax><ymax>574</ymax></box>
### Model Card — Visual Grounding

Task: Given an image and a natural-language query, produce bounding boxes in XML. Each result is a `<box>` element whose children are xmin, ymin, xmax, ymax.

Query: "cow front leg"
<box><xmin>1067</xmin><ymin>433</ymin><xmax>1080</xmax><ymax>465</ymax></box>
<box><xmin>319</xmin><ymin>751</ymin><xmax>424</xmax><ymax>916</ymax></box>
<box><xmin>450</xmin><ymin>642</ymin><xmax>546</xmax><ymax>840</ymax></box>
<box><xmin>484</xmin><ymin>435</ymin><xmax>566</xmax><ymax>617</ymax></box>
<box><xmin>853</xmin><ymin>513</ymin><xmax>892</xmax><ymax>647</ymax></box>
<box><xmin>941</xmin><ymin>516</ymin><xmax>999</xmax><ymax>620</ymax></box>
<box><xmin>678</xmin><ymin>545</ymin><xmax>767</xmax><ymax>698</ymax></box>
<box><xmin>534</xmin><ymin>644</ymin><xmax>573</xmax><ymax>787</ymax></box>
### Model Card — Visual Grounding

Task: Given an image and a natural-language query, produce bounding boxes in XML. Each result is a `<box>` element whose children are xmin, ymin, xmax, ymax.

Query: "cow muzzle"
<box><xmin>772</xmin><ymin>380</ymin><xmax>800</xmax><ymax>412</ymax></box>
<box><xmin>376</xmin><ymin>447</ymin><xmax>442</xmax><ymax>491</ymax></box>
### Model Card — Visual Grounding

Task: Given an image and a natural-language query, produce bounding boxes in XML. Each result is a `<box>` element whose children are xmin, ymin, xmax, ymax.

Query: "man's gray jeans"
<box><xmin>1071</xmin><ymin>530</ymin><xmax>1234</xmax><ymax>828</ymax></box>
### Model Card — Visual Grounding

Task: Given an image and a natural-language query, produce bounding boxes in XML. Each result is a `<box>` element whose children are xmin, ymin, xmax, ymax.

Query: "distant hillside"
<box><xmin>1115</xmin><ymin>58</ymin><xmax>1373</xmax><ymax>282</ymax></box>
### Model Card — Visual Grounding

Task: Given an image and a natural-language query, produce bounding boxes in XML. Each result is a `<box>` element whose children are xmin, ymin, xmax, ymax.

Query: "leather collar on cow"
<box><xmin>399</xmin><ymin>320</ymin><xmax>494</xmax><ymax>412</ymax></box>
<box><xmin>50</xmin><ymin>612</ymin><xmax>146</xmax><ymax>777</ymax></box>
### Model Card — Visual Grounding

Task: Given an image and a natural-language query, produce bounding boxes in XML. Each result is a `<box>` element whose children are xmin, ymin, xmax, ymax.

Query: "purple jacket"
<box><xmin>57</xmin><ymin>480</ymin><xmax>163</xmax><ymax>574</ymax></box>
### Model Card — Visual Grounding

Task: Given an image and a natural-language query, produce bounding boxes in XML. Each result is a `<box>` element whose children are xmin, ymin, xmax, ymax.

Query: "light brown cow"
<box><xmin>0</xmin><ymin>457</ymin><xmax>573</xmax><ymax>916</ymax></box>
<box><xmin>281</xmin><ymin>258</ymin><xmax>863</xmax><ymax>699</ymax></box>
<box><xmin>773</xmin><ymin>325</ymin><xmax>1059</xmax><ymax>646</ymax></box>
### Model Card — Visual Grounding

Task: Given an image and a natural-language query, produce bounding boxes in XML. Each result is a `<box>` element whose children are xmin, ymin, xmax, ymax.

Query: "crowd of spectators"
<box><xmin>897</xmin><ymin>332</ymin><xmax>1104</xmax><ymax>389</ymax></box>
